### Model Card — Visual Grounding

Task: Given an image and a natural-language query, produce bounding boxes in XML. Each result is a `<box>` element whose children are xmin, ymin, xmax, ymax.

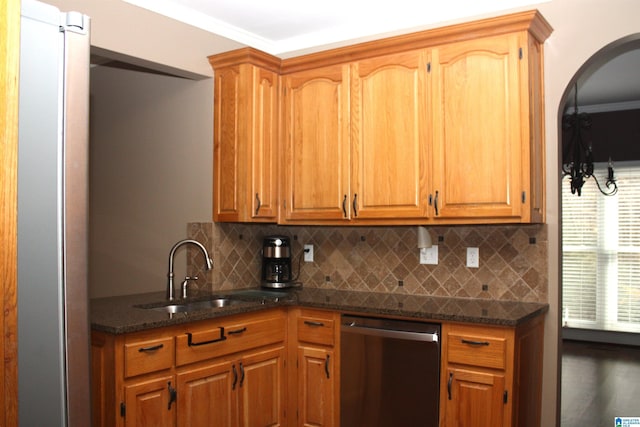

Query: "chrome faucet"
<box><xmin>167</xmin><ymin>239</ymin><xmax>212</xmax><ymax>301</ymax></box>
<box><xmin>181</xmin><ymin>276</ymin><xmax>198</xmax><ymax>299</ymax></box>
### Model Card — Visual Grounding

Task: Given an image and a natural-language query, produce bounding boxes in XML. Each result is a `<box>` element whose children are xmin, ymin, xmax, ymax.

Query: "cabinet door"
<box><xmin>238</xmin><ymin>346</ymin><xmax>286</xmax><ymax>427</ymax></box>
<box><xmin>350</xmin><ymin>50</ymin><xmax>430</xmax><ymax>219</ymax></box>
<box><xmin>431</xmin><ymin>34</ymin><xmax>525</xmax><ymax>221</ymax></box>
<box><xmin>249</xmin><ymin>66</ymin><xmax>279</xmax><ymax>221</ymax></box>
<box><xmin>213</xmin><ymin>65</ymin><xmax>244</xmax><ymax>222</ymax></box>
<box><xmin>281</xmin><ymin>65</ymin><xmax>351</xmax><ymax>222</ymax></box>
<box><xmin>213</xmin><ymin>63</ymin><xmax>278</xmax><ymax>222</ymax></box>
<box><xmin>297</xmin><ymin>345</ymin><xmax>336</xmax><ymax>427</ymax></box>
<box><xmin>124</xmin><ymin>375</ymin><xmax>175</xmax><ymax>427</ymax></box>
<box><xmin>176</xmin><ymin>360</ymin><xmax>237</xmax><ymax>427</ymax></box>
<box><xmin>443</xmin><ymin>367</ymin><xmax>506</xmax><ymax>427</ymax></box>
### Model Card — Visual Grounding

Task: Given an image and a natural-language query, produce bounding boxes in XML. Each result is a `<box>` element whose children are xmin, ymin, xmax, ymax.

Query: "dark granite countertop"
<box><xmin>91</xmin><ymin>287</ymin><xmax>549</xmax><ymax>335</ymax></box>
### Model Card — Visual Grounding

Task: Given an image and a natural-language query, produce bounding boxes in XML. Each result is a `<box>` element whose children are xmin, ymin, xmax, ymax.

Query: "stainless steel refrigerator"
<box><xmin>17</xmin><ymin>1</ymin><xmax>91</xmax><ymax>425</ymax></box>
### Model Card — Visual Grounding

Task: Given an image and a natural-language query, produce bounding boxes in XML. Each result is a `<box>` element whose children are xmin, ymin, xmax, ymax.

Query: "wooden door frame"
<box><xmin>0</xmin><ymin>0</ymin><xmax>20</xmax><ymax>425</ymax></box>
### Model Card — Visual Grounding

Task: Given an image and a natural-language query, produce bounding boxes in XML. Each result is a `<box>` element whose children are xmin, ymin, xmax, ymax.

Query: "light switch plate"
<box><xmin>467</xmin><ymin>247</ymin><xmax>479</xmax><ymax>268</ymax></box>
<box><xmin>304</xmin><ymin>244</ymin><xmax>314</xmax><ymax>262</ymax></box>
<box><xmin>420</xmin><ymin>246</ymin><xmax>438</xmax><ymax>265</ymax></box>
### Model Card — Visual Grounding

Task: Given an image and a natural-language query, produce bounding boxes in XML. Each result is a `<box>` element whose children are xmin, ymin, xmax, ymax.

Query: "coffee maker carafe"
<box><xmin>261</xmin><ymin>236</ymin><xmax>293</xmax><ymax>288</ymax></box>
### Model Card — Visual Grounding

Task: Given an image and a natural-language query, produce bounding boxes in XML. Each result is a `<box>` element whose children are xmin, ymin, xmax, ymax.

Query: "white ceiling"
<box><xmin>121</xmin><ymin>0</ymin><xmax>549</xmax><ymax>56</ymax></box>
<box><xmin>120</xmin><ymin>0</ymin><xmax>640</xmax><ymax>111</ymax></box>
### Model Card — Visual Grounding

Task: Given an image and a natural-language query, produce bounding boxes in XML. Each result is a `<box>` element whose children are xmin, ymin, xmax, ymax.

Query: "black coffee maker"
<box><xmin>261</xmin><ymin>236</ymin><xmax>293</xmax><ymax>288</ymax></box>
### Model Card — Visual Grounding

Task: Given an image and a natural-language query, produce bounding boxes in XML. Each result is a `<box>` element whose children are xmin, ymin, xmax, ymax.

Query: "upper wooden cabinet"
<box><xmin>280</xmin><ymin>64</ymin><xmax>351</xmax><ymax>222</ymax></box>
<box><xmin>350</xmin><ymin>51</ymin><xmax>431</xmax><ymax>221</ymax></box>
<box><xmin>210</xmin><ymin>10</ymin><xmax>552</xmax><ymax>225</ymax></box>
<box><xmin>209</xmin><ymin>48</ymin><xmax>280</xmax><ymax>223</ymax></box>
<box><xmin>280</xmin><ymin>50</ymin><xmax>431</xmax><ymax>224</ymax></box>
<box><xmin>429</xmin><ymin>31</ymin><xmax>546</xmax><ymax>223</ymax></box>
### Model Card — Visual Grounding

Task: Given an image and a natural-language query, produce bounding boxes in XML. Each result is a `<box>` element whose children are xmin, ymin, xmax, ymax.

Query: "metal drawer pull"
<box><xmin>232</xmin><ymin>364</ymin><xmax>238</xmax><ymax>390</ymax></box>
<box><xmin>255</xmin><ymin>193</ymin><xmax>261</xmax><ymax>215</ymax></box>
<box><xmin>342</xmin><ymin>195</ymin><xmax>348</xmax><ymax>217</ymax></box>
<box><xmin>138</xmin><ymin>343</ymin><xmax>164</xmax><ymax>353</ymax></box>
<box><xmin>325</xmin><ymin>355</ymin><xmax>330</xmax><ymax>379</ymax></box>
<box><xmin>186</xmin><ymin>327</ymin><xmax>226</xmax><ymax>347</ymax></box>
<box><xmin>447</xmin><ymin>372</ymin><xmax>453</xmax><ymax>400</ymax></box>
<box><xmin>352</xmin><ymin>193</ymin><xmax>358</xmax><ymax>217</ymax></box>
<box><xmin>239</xmin><ymin>362</ymin><xmax>245</xmax><ymax>387</ymax></box>
<box><xmin>461</xmin><ymin>339</ymin><xmax>490</xmax><ymax>346</ymax></box>
<box><xmin>228</xmin><ymin>327</ymin><xmax>247</xmax><ymax>335</ymax></box>
<box><xmin>434</xmin><ymin>190</ymin><xmax>439</xmax><ymax>216</ymax></box>
<box><xmin>304</xmin><ymin>320</ymin><xmax>325</xmax><ymax>327</ymax></box>
<box><xmin>167</xmin><ymin>381</ymin><xmax>177</xmax><ymax>410</ymax></box>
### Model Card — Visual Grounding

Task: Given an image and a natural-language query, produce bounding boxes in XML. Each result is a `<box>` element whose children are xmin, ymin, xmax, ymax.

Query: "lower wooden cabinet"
<box><xmin>92</xmin><ymin>305</ymin><xmax>544</xmax><ymax>427</ymax></box>
<box><xmin>91</xmin><ymin>308</ymin><xmax>287</xmax><ymax>427</ymax></box>
<box><xmin>176</xmin><ymin>360</ymin><xmax>236</xmax><ymax>427</ymax></box>
<box><xmin>237</xmin><ymin>346</ymin><xmax>286</xmax><ymax>426</ymax></box>
<box><xmin>176</xmin><ymin>345</ymin><xmax>285</xmax><ymax>427</ymax></box>
<box><xmin>289</xmin><ymin>308</ymin><xmax>340</xmax><ymax>427</ymax></box>
<box><xmin>297</xmin><ymin>345</ymin><xmax>336</xmax><ymax>426</ymax></box>
<box><xmin>443</xmin><ymin>367</ymin><xmax>506</xmax><ymax>427</ymax></box>
<box><xmin>440</xmin><ymin>316</ymin><xmax>545</xmax><ymax>427</ymax></box>
<box><xmin>124</xmin><ymin>375</ymin><xmax>176</xmax><ymax>427</ymax></box>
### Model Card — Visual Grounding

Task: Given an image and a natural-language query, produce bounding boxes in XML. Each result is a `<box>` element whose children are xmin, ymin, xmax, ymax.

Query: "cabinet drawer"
<box><xmin>297</xmin><ymin>311</ymin><xmax>336</xmax><ymax>346</ymax></box>
<box><xmin>447</xmin><ymin>332</ymin><xmax>507</xmax><ymax>370</ymax></box>
<box><xmin>124</xmin><ymin>336</ymin><xmax>174</xmax><ymax>378</ymax></box>
<box><xmin>176</xmin><ymin>310</ymin><xmax>286</xmax><ymax>366</ymax></box>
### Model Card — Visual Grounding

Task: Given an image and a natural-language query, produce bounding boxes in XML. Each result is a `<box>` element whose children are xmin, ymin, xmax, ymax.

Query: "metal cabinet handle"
<box><xmin>232</xmin><ymin>364</ymin><xmax>238</xmax><ymax>390</ymax></box>
<box><xmin>447</xmin><ymin>372</ymin><xmax>453</xmax><ymax>400</ymax></box>
<box><xmin>239</xmin><ymin>362</ymin><xmax>245</xmax><ymax>387</ymax></box>
<box><xmin>461</xmin><ymin>339</ymin><xmax>490</xmax><ymax>346</ymax></box>
<box><xmin>325</xmin><ymin>355</ymin><xmax>330</xmax><ymax>379</ymax></box>
<box><xmin>167</xmin><ymin>381</ymin><xmax>177</xmax><ymax>410</ymax></box>
<box><xmin>352</xmin><ymin>194</ymin><xmax>358</xmax><ymax>217</ymax></box>
<box><xmin>138</xmin><ymin>343</ymin><xmax>164</xmax><ymax>353</ymax></box>
<box><xmin>255</xmin><ymin>193</ymin><xmax>261</xmax><ymax>215</ymax></box>
<box><xmin>342</xmin><ymin>195</ymin><xmax>347</xmax><ymax>217</ymax></box>
<box><xmin>186</xmin><ymin>327</ymin><xmax>226</xmax><ymax>346</ymax></box>
<box><xmin>434</xmin><ymin>191</ymin><xmax>439</xmax><ymax>216</ymax></box>
<box><xmin>228</xmin><ymin>327</ymin><xmax>247</xmax><ymax>335</ymax></box>
<box><xmin>304</xmin><ymin>320</ymin><xmax>325</xmax><ymax>327</ymax></box>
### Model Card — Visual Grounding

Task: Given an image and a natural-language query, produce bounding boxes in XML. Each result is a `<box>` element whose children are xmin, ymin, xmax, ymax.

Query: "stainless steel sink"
<box><xmin>143</xmin><ymin>298</ymin><xmax>245</xmax><ymax>313</ymax></box>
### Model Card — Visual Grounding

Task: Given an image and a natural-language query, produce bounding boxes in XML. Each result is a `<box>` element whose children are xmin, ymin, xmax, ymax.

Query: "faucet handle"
<box><xmin>181</xmin><ymin>276</ymin><xmax>199</xmax><ymax>299</ymax></box>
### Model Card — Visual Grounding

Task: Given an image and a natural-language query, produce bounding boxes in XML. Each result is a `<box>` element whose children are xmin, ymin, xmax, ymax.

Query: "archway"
<box><xmin>558</xmin><ymin>35</ymin><xmax>640</xmax><ymax>426</ymax></box>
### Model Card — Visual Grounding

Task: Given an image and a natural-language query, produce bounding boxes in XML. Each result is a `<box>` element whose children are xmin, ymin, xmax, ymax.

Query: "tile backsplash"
<box><xmin>187</xmin><ymin>222</ymin><xmax>548</xmax><ymax>303</ymax></box>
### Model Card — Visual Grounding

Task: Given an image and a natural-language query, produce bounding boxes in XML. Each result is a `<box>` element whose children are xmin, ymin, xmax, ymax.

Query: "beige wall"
<box><xmin>47</xmin><ymin>0</ymin><xmax>640</xmax><ymax>425</ymax></box>
<box><xmin>44</xmin><ymin>0</ymin><xmax>244</xmax><ymax>78</ymax></box>
<box><xmin>89</xmin><ymin>66</ymin><xmax>213</xmax><ymax>298</ymax></box>
<box><xmin>535</xmin><ymin>2</ymin><xmax>640</xmax><ymax>425</ymax></box>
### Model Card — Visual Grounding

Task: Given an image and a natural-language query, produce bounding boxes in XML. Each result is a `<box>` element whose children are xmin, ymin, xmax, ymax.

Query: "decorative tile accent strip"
<box><xmin>187</xmin><ymin>222</ymin><xmax>548</xmax><ymax>303</ymax></box>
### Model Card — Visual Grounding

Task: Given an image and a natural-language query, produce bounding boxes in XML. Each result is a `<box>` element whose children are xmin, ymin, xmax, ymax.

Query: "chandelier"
<box><xmin>562</xmin><ymin>83</ymin><xmax>618</xmax><ymax>196</ymax></box>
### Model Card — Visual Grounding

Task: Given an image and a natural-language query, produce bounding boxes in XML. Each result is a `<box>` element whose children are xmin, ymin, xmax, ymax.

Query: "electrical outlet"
<box><xmin>467</xmin><ymin>247</ymin><xmax>479</xmax><ymax>268</ymax></box>
<box><xmin>419</xmin><ymin>246</ymin><xmax>438</xmax><ymax>265</ymax></box>
<box><xmin>304</xmin><ymin>244</ymin><xmax>314</xmax><ymax>262</ymax></box>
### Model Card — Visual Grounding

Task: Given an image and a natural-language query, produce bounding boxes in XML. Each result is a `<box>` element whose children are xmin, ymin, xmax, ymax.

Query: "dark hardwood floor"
<box><xmin>562</xmin><ymin>340</ymin><xmax>640</xmax><ymax>427</ymax></box>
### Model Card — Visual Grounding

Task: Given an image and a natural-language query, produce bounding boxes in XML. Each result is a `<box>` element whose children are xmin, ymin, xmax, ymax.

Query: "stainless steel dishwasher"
<box><xmin>341</xmin><ymin>314</ymin><xmax>440</xmax><ymax>427</ymax></box>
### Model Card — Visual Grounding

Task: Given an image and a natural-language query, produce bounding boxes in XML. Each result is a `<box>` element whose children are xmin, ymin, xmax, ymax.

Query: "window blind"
<box><xmin>562</xmin><ymin>162</ymin><xmax>640</xmax><ymax>333</ymax></box>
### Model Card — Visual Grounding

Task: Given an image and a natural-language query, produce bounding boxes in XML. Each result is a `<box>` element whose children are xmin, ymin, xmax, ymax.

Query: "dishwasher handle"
<box><xmin>342</xmin><ymin>322</ymin><xmax>439</xmax><ymax>343</ymax></box>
